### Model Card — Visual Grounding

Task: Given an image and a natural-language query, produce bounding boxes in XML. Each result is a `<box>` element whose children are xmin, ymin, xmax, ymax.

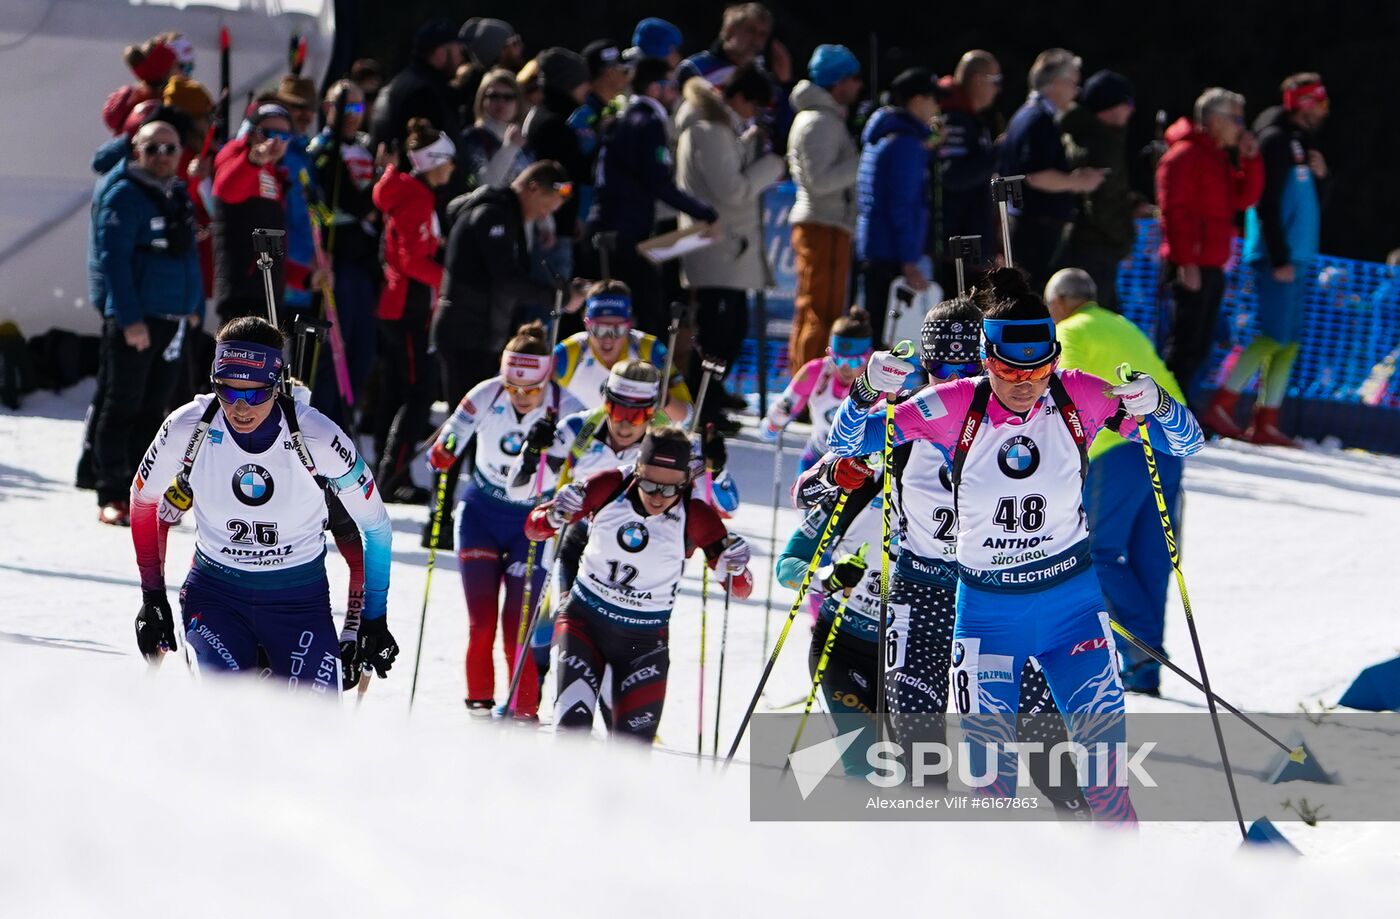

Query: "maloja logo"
<box><xmin>232</xmin><ymin>464</ymin><xmax>275</xmax><ymax>507</ymax></box>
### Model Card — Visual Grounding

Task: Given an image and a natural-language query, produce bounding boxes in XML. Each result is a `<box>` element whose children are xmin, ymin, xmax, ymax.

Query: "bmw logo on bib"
<box><xmin>997</xmin><ymin>436</ymin><xmax>1040</xmax><ymax>480</ymax></box>
<box><xmin>952</xmin><ymin>641</ymin><xmax>966</xmax><ymax>667</ymax></box>
<box><xmin>499</xmin><ymin>430</ymin><xmax>525</xmax><ymax>456</ymax></box>
<box><xmin>232</xmin><ymin>463</ymin><xmax>274</xmax><ymax>507</ymax></box>
<box><xmin>938</xmin><ymin>462</ymin><xmax>953</xmax><ymax>492</ymax></box>
<box><xmin>616</xmin><ymin>522</ymin><xmax>650</xmax><ymax>553</ymax></box>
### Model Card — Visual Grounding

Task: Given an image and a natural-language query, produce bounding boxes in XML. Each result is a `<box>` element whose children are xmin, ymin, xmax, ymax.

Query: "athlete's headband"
<box><xmin>408</xmin><ymin>133</ymin><xmax>455</xmax><ymax>174</ymax></box>
<box><xmin>830</xmin><ymin>334</ymin><xmax>872</xmax><ymax>357</ymax></box>
<box><xmin>1284</xmin><ymin>81</ymin><xmax>1328</xmax><ymax>113</ymax></box>
<box><xmin>585</xmin><ymin>294</ymin><xmax>632</xmax><ymax>322</ymax></box>
<box><xmin>500</xmin><ymin>349</ymin><xmax>553</xmax><ymax>386</ymax></box>
<box><xmin>212</xmin><ymin>340</ymin><xmax>284</xmax><ymax>386</ymax></box>
<box><xmin>920</xmin><ymin>316</ymin><xmax>982</xmax><ymax>366</ymax></box>
<box><xmin>637</xmin><ymin>434</ymin><xmax>690</xmax><ymax>471</ymax></box>
<box><xmin>982</xmin><ymin>317</ymin><xmax>1060</xmax><ymax>368</ymax></box>
<box><xmin>605</xmin><ymin>367</ymin><xmax>661</xmax><ymax>408</ymax></box>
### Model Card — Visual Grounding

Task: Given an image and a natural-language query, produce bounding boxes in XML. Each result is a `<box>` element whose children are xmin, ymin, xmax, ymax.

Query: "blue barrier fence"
<box><xmin>730</xmin><ymin>181</ymin><xmax>1400</xmax><ymax>451</ymax></box>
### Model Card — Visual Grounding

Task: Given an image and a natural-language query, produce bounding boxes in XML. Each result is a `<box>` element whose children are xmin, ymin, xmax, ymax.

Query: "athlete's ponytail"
<box><xmin>506</xmin><ymin>320</ymin><xmax>549</xmax><ymax>356</ymax></box>
<box><xmin>831</xmin><ymin>306</ymin><xmax>873</xmax><ymax>341</ymax></box>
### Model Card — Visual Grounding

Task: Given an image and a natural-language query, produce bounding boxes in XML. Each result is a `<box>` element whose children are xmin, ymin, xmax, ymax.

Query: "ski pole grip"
<box><xmin>1115</xmin><ymin>362</ymin><xmax>1134</xmax><ymax>385</ymax></box>
<box><xmin>892</xmin><ymin>340</ymin><xmax>915</xmax><ymax>360</ymax></box>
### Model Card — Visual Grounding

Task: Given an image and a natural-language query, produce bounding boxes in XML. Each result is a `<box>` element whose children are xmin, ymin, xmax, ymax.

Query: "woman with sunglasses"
<box><xmin>427</xmin><ymin>322</ymin><xmax>585</xmax><ymax>717</ymax></box>
<box><xmin>762</xmin><ymin>307</ymin><xmax>874</xmax><ymax>472</ymax></box>
<box><xmin>799</xmin><ymin>296</ymin><xmax>1090</xmax><ymax>815</ymax></box>
<box><xmin>554</xmin><ymin>281</ymin><xmax>691</xmax><ymax>424</ymax></box>
<box><xmin>127</xmin><ymin>317</ymin><xmax>398</xmax><ymax>690</ymax></box>
<box><xmin>828</xmin><ymin>269</ymin><xmax>1204</xmax><ymax>821</ymax></box>
<box><xmin>372</xmin><ymin>117</ymin><xmax>455</xmax><ymax>503</ymax></box>
<box><xmin>525</xmin><ymin>428</ymin><xmax>753</xmax><ymax>742</ymax></box>
<box><xmin>457</xmin><ymin>68</ymin><xmax>533</xmax><ymax>193</ymax></box>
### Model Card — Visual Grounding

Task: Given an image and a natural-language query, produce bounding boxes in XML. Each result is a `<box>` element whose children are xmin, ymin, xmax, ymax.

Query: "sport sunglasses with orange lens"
<box><xmin>503</xmin><ymin>381</ymin><xmax>545</xmax><ymax>396</ymax></box>
<box><xmin>984</xmin><ymin>356</ymin><xmax>1056</xmax><ymax>383</ymax></box>
<box><xmin>606</xmin><ymin>402</ymin><xmax>655</xmax><ymax>425</ymax></box>
<box><xmin>553</xmin><ymin>181</ymin><xmax>574</xmax><ymax>198</ymax></box>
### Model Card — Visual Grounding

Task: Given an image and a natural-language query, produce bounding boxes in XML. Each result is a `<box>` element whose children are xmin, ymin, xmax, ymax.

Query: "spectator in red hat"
<box><xmin>102</xmin><ymin>38</ymin><xmax>179</xmax><ymax>136</ymax></box>
<box><xmin>1155</xmin><ymin>87</ymin><xmax>1264</xmax><ymax>401</ymax></box>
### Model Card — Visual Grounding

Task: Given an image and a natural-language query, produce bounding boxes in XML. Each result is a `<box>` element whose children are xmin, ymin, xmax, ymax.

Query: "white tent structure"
<box><xmin>0</xmin><ymin>0</ymin><xmax>334</xmax><ymax>337</ymax></box>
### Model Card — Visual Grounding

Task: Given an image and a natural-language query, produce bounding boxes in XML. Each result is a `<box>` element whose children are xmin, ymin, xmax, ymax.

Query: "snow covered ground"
<box><xmin>3</xmin><ymin>381</ymin><xmax>1400</xmax><ymax>915</ymax></box>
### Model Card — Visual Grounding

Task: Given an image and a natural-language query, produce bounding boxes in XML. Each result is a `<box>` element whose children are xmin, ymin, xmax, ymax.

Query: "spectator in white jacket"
<box><xmin>785</xmin><ymin>44</ymin><xmax>862</xmax><ymax>367</ymax></box>
<box><xmin>676</xmin><ymin>64</ymin><xmax>787</xmax><ymax>433</ymax></box>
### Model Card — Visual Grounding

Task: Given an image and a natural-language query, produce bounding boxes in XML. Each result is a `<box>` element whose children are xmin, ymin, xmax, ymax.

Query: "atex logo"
<box><xmin>786</xmin><ymin>733</ymin><xmax>1157</xmax><ymax>801</ymax></box>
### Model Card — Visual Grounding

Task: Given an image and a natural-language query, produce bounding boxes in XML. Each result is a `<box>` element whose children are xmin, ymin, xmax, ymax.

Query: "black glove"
<box><xmin>703</xmin><ymin>423</ymin><xmax>727</xmax><ymax>472</ymax></box>
<box><xmin>357</xmin><ymin>616</ymin><xmax>400</xmax><ymax>678</ymax></box>
<box><xmin>134</xmin><ymin>588</ymin><xmax>178</xmax><ymax>661</ymax></box>
<box><xmin>338</xmin><ymin>638</ymin><xmax>361</xmax><ymax>690</ymax></box>
<box><xmin>525</xmin><ymin>413</ymin><xmax>556</xmax><ymax>453</ymax></box>
<box><xmin>823</xmin><ymin>545</ymin><xmax>869</xmax><ymax>593</ymax></box>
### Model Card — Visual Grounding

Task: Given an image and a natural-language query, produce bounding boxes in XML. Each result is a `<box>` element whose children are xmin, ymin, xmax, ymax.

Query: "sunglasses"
<box><xmin>140</xmin><ymin>142</ymin><xmax>180</xmax><ymax>156</ymax></box>
<box><xmin>637</xmin><ymin>478</ymin><xmax>683</xmax><ymax>498</ymax></box>
<box><xmin>831</xmin><ymin>354</ymin><xmax>867</xmax><ymax>370</ymax></box>
<box><xmin>484</xmin><ymin>92</ymin><xmax>517</xmax><ymax>103</ymax></box>
<box><xmin>340</xmin><ymin>101</ymin><xmax>365</xmax><ymax>115</ymax></box>
<box><xmin>588</xmin><ymin>322</ymin><xmax>628</xmax><ymax>340</ymax></box>
<box><xmin>984</xmin><ymin>356</ymin><xmax>1056</xmax><ymax>383</ymax></box>
<box><xmin>926</xmin><ymin>360</ymin><xmax>983</xmax><ymax>380</ymax></box>
<box><xmin>607</xmin><ymin>402</ymin><xmax>655</xmax><ymax>425</ymax></box>
<box><xmin>259</xmin><ymin>129</ymin><xmax>294</xmax><ymax>143</ymax></box>
<box><xmin>553</xmin><ymin>181</ymin><xmax>574</xmax><ymax>198</ymax></box>
<box><xmin>503</xmin><ymin>381</ymin><xmax>544</xmax><ymax>397</ymax></box>
<box><xmin>212</xmin><ymin>380</ymin><xmax>278</xmax><ymax>406</ymax></box>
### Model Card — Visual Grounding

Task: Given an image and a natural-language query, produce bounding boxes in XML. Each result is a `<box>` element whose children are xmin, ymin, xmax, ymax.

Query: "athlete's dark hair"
<box><xmin>927</xmin><ymin>295</ymin><xmax>983</xmax><ymax>325</ymax></box>
<box><xmin>586</xmin><ymin>279</ymin><xmax>631</xmax><ymax>299</ymax></box>
<box><xmin>724</xmin><ymin>63</ymin><xmax>773</xmax><ymax>107</ymax></box>
<box><xmin>975</xmin><ymin>267</ymin><xmax>1051</xmax><ymax>322</ymax></box>
<box><xmin>831</xmin><ymin>306</ymin><xmax>873</xmax><ymax>339</ymax></box>
<box><xmin>647</xmin><ymin>425</ymin><xmax>690</xmax><ymax>453</ymax></box>
<box><xmin>505</xmin><ymin>320</ymin><xmax>549</xmax><ymax>355</ymax></box>
<box><xmin>217</xmin><ymin>315</ymin><xmax>285</xmax><ymax>350</ymax></box>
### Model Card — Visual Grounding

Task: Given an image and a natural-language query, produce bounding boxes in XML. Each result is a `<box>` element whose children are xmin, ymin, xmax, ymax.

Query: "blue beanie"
<box><xmin>631</xmin><ymin>18</ymin><xmax>682</xmax><ymax>61</ymax></box>
<box><xmin>808</xmin><ymin>44</ymin><xmax>860</xmax><ymax>88</ymax></box>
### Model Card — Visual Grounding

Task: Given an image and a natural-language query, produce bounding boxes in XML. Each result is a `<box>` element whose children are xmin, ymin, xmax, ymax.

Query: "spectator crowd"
<box><xmin>82</xmin><ymin>6</ymin><xmax>1329</xmax><ymax>532</ymax></box>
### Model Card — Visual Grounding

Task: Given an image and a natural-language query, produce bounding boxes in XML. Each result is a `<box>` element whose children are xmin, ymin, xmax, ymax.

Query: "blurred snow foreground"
<box><xmin>0</xmin><ymin>657</ymin><xmax>1395</xmax><ymax>918</ymax></box>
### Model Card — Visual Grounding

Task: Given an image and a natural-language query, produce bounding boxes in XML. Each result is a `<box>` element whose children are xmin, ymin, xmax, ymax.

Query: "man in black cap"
<box><xmin>1057</xmin><ymin>70</ymin><xmax>1138</xmax><ymax>313</ymax></box>
<box><xmin>453</xmin><ymin>17</ymin><xmax>525</xmax><ymax>123</ymax></box>
<box><xmin>569</xmin><ymin>40</ymin><xmax>630</xmax><ymax>227</ymax></box>
<box><xmin>368</xmin><ymin>18</ymin><xmax>465</xmax><ymax>154</ymax></box>
<box><xmin>524</xmin><ymin>48</ymin><xmax>592</xmax><ymax>259</ymax></box>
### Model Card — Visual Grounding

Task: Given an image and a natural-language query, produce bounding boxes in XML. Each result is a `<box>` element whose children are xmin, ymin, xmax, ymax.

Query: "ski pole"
<box><xmin>1115</xmin><ymin>362</ymin><xmax>1247</xmax><ymax>840</ymax></box>
<box><xmin>712</xmin><ymin>573</ymin><xmax>733</xmax><ymax>757</ymax></box>
<box><xmin>410</xmin><ymin>433</ymin><xmax>454</xmax><ymax>709</ymax></box>
<box><xmin>990</xmin><ymin>175</ymin><xmax>1025</xmax><ymax>269</ymax></box>
<box><xmin>505</xmin><ymin>407</ymin><xmax>560</xmax><ymax>717</ymax></box>
<box><xmin>875</xmin><ymin>341</ymin><xmax>914</xmax><ymax>741</ymax></box>
<box><xmin>949</xmin><ymin>235</ymin><xmax>983</xmax><ymax>296</ymax></box>
<box><xmin>786</xmin><ymin>545</ymin><xmax>867</xmax><ymax>761</ymax></box>
<box><xmin>1108</xmin><ymin>618</ymin><xmax>1305</xmax><ymax>762</ymax></box>
<box><xmin>689</xmin><ymin>357</ymin><xmax>727</xmax><ymax>436</ymax></box>
<box><xmin>761</xmin><ymin>429</ymin><xmax>784</xmax><ymax>658</ymax></box>
<box><xmin>697</xmin><ymin>560</ymin><xmax>709</xmax><ymax>758</ymax></box>
<box><xmin>299</xmin><ymin>170</ymin><xmax>354</xmax><ymax>409</ymax></box>
<box><xmin>657</xmin><ymin>302</ymin><xmax>686</xmax><ymax>425</ymax></box>
<box><xmin>725</xmin><ymin>488</ymin><xmax>852</xmax><ymax>765</ymax></box>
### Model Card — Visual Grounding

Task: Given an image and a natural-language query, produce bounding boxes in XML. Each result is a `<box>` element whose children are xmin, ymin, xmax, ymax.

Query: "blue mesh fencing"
<box><xmin>731</xmin><ymin>185</ymin><xmax>1400</xmax><ymax>448</ymax></box>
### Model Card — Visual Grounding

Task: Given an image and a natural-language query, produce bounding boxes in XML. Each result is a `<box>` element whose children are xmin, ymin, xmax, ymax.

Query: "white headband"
<box><xmin>408</xmin><ymin>133</ymin><xmax>455</xmax><ymax>174</ymax></box>
<box><xmin>500</xmin><ymin>349</ymin><xmax>552</xmax><ymax>386</ymax></box>
<box><xmin>606</xmin><ymin>367</ymin><xmax>661</xmax><ymax>403</ymax></box>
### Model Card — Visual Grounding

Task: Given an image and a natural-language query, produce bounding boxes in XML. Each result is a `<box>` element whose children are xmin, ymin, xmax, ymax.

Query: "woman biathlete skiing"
<box><xmin>524</xmin><ymin>428</ymin><xmax>753</xmax><ymax>742</ymax></box>
<box><xmin>129</xmin><ymin>316</ymin><xmax>399</xmax><ymax>690</ymax></box>
<box><xmin>828</xmin><ymin>270</ymin><xmax>1204</xmax><ymax>820</ymax></box>
<box><xmin>762</xmin><ymin>307</ymin><xmax>874</xmax><ymax>472</ymax></box>
<box><xmin>427</xmin><ymin>322</ymin><xmax>585</xmax><ymax>716</ymax></box>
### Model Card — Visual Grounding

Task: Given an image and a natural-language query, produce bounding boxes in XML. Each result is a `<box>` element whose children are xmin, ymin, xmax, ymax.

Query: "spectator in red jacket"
<box><xmin>1155</xmin><ymin>87</ymin><xmax>1264</xmax><ymax>399</ymax></box>
<box><xmin>371</xmin><ymin>117</ymin><xmax>455</xmax><ymax>502</ymax></box>
<box><xmin>102</xmin><ymin>37</ymin><xmax>178</xmax><ymax>136</ymax></box>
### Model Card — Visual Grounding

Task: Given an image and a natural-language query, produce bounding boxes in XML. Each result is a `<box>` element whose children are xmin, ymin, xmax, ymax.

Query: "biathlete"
<box><xmin>828</xmin><ymin>269</ymin><xmax>1204</xmax><ymax>821</ymax></box>
<box><xmin>524</xmin><ymin>428</ymin><xmax>753</xmax><ymax>742</ymax></box>
<box><xmin>553</xmin><ymin>281</ymin><xmax>691</xmax><ymax>423</ymax></box>
<box><xmin>129</xmin><ymin>316</ymin><xmax>399</xmax><ymax>691</ymax></box>
<box><xmin>762</xmin><ymin>307</ymin><xmax>874</xmax><ymax>472</ymax></box>
<box><xmin>427</xmin><ymin>322</ymin><xmax>585</xmax><ymax>716</ymax></box>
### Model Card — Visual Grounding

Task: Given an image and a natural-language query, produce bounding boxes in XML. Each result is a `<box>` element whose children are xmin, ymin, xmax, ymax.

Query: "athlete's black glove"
<box><xmin>822</xmin><ymin>544</ymin><xmax>869</xmax><ymax>594</ymax></box>
<box><xmin>702</xmin><ymin>423</ymin><xmax>727</xmax><ymax>473</ymax></box>
<box><xmin>357</xmin><ymin>616</ymin><xmax>400</xmax><ymax>678</ymax></box>
<box><xmin>525</xmin><ymin>413</ymin><xmax>557</xmax><ymax>453</ymax></box>
<box><xmin>134</xmin><ymin>588</ymin><xmax>178</xmax><ymax>661</ymax></box>
<box><xmin>339</xmin><ymin>639</ymin><xmax>362</xmax><ymax>690</ymax></box>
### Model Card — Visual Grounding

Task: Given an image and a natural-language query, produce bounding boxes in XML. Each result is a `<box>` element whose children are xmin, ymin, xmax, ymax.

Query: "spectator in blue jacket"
<box><xmin>90</xmin><ymin>121</ymin><xmax>203</xmax><ymax>526</ymax></box>
<box><xmin>627</xmin><ymin>17</ymin><xmax>684</xmax><ymax>68</ymax></box>
<box><xmin>856</xmin><ymin>68</ymin><xmax>939</xmax><ymax>346</ymax></box>
<box><xmin>588</xmin><ymin>57</ymin><xmax>719</xmax><ymax>335</ymax></box>
<box><xmin>997</xmin><ymin>48</ymin><xmax>1104</xmax><ymax>291</ymax></box>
